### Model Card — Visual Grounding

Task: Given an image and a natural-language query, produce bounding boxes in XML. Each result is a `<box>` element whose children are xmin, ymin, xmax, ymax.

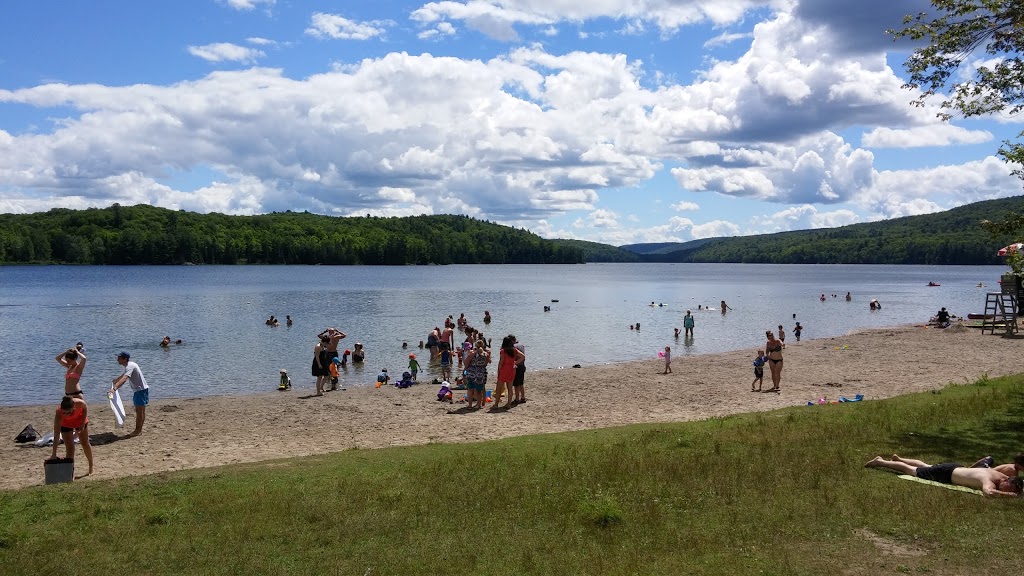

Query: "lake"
<box><xmin>0</xmin><ymin>263</ymin><xmax>1006</xmax><ymax>406</ymax></box>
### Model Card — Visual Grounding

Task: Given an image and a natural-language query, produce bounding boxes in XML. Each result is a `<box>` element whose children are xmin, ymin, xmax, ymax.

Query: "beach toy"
<box><xmin>817</xmin><ymin>397</ymin><xmax>827</xmax><ymax>405</ymax></box>
<box><xmin>657</xmin><ymin>351</ymin><xmax>665</xmax><ymax>358</ymax></box>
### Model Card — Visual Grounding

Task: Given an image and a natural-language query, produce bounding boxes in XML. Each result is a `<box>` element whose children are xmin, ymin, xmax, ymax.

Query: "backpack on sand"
<box><xmin>15</xmin><ymin>424</ymin><xmax>38</xmax><ymax>443</ymax></box>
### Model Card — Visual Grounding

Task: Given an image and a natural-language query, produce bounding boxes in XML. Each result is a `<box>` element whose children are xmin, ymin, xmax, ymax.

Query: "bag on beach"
<box><xmin>15</xmin><ymin>423</ymin><xmax>38</xmax><ymax>443</ymax></box>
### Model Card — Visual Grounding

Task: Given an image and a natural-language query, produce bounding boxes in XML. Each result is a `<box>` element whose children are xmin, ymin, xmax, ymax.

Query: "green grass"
<box><xmin>5</xmin><ymin>375</ymin><xmax>1024</xmax><ymax>575</ymax></box>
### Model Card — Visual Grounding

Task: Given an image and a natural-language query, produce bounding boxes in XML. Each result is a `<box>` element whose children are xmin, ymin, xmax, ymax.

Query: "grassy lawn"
<box><xmin>3</xmin><ymin>375</ymin><xmax>1024</xmax><ymax>575</ymax></box>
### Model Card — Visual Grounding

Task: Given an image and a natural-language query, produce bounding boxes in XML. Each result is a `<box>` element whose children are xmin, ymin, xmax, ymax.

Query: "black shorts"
<box><xmin>60</xmin><ymin>424</ymin><xmax>85</xmax><ymax>433</ymax></box>
<box><xmin>916</xmin><ymin>462</ymin><xmax>961</xmax><ymax>484</ymax></box>
<box><xmin>439</xmin><ymin>342</ymin><xmax>451</xmax><ymax>351</ymax></box>
<box><xmin>513</xmin><ymin>364</ymin><xmax>526</xmax><ymax>387</ymax></box>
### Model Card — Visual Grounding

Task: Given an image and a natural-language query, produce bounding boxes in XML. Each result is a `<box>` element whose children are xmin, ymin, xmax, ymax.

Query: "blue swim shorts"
<box><xmin>133</xmin><ymin>389</ymin><xmax>150</xmax><ymax>407</ymax></box>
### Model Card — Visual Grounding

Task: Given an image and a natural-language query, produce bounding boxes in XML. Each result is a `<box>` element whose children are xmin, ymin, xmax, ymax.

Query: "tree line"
<box><xmin>0</xmin><ymin>204</ymin><xmax>583</xmax><ymax>265</ymax></box>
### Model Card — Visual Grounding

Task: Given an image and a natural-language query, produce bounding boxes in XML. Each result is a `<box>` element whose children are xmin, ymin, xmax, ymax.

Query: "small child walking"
<box><xmin>439</xmin><ymin>347</ymin><xmax>452</xmax><ymax>382</ymax></box>
<box><xmin>408</xmin><ymin>354</ymin><xmax>420</xmax><ymax>382</ymax></box>
<box><xmin>663</xmin><ymin>346</ymin><xmax>672</xmax><ymax>374</ymax></box>
<box><xmin>793</xmin><ymin>322</ymin><xmax>802</xmax><ymax>342</ymax></box>
<box><xmin>751</xmin><ymin>350</ymin><xmax>767</xmax><ymax>391</ymax></box>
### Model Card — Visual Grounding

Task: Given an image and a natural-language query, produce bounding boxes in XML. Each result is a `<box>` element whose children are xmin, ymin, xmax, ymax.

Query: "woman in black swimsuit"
<box><xmin>764</xmin><ymin>330</ymin><xmax>783</xmax><ymax>393</ymax></box>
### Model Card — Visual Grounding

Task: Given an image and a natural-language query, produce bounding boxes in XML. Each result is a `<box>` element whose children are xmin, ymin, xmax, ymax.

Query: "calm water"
<box><xmin>0</xmin><ymin>263</ymin><xmax>1006</xmax><ymax>406</ymax></box>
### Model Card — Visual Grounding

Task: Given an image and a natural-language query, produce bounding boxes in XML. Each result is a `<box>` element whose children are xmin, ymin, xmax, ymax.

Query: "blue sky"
<box><xmin>1</xmin><ymin>0</ymin><xmax>1021</xmax><ymax>245</ymax></box>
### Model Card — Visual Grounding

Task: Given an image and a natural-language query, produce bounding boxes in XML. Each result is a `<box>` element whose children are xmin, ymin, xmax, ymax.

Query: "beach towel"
<box><xmin>35</xmin><ymin>432</ymin><xmax>54</xmax><ymax>447</ymax></box>
<box><xmin>108</xmin><ymin>389</ymin><xmax>127</xmax><ymax>428</ymax></box>
<box><xmin>34</xmin><ymin>432</ymin><xmax>78</xmax><ymax>447</ymax></box>
<box><xmin>838</xmin><ymin>394</ymin><xmax>864</xmax><ymax>402</ymax></box>
<box><xmin>897</xmin><ymin>474</ymin><xmax>982</xmax><ymax>496</ymax></box>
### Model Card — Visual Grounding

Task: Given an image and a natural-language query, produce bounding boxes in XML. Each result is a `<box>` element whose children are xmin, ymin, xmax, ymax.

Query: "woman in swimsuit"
<box><xmin>311</xmin><ymin>335</ymin><xmax>330</xmax><ymax>396</ymax></box>
<box><xmin>56</xmin><ymin>347</ymin><xmax>87</xmax><ymax>397</ymax></box>
<box><xmin>764</xmin><ymin>330</ymin><xmax>783</xmax><ymax>393</ymax></box>
<box><xmin>51</xmin><ymin>395</ymin><xmax>94</xmax><ymax>477</ymax></box>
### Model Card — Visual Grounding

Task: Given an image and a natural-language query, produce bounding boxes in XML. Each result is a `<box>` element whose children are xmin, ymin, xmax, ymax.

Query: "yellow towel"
<box><xmin>897</xmin><ymin>474</ymin><xmax>982</xmax><ymax>496</ymax></box>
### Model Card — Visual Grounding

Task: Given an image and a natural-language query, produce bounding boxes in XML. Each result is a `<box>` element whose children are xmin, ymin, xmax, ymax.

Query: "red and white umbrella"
<box><xmin>997</xmin><ymin>242</ymin><xmax>1024</xmax><ymax>257</ymax></box>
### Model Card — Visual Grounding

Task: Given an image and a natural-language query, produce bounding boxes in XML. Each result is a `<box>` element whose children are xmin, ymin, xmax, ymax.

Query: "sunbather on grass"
<box><xmin>865</xmin><ymin>455</ymin><xmax>1023</xmax><ymax>498</ymax></box>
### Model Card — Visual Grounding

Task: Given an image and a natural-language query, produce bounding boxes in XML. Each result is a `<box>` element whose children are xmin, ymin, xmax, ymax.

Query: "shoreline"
<box><xmin>2</xmin><ymin>322</ymin><xmax>1020</xmax><ymax>490</ymax></box>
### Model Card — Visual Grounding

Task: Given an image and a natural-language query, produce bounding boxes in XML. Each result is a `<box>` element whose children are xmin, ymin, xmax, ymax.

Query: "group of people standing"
<box><xmin>311</xmin><ymin>327</ymin><xmax>350</xmax><ymax>396</ymax></box>
<box><xmin>463</xmin><ymin>333</ymin><xmax>526</xmax><ymax>409</ymax></box>
<box><xmin>50</xmin><ymin>344</ymin><xmax>150</xmax><ymax>479</ymax></box>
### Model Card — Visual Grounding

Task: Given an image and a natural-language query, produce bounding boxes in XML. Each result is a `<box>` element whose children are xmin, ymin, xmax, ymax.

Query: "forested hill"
<box><xmin>548</xmin><ymin>239</ymin><xmax>639</xmax><ymax>262</ymax></box>
<box><xmin>626</xmin><ymin>196</ymin><xmax>1024</xmax><ymax>265</ymax></box>
<box><xmin>0</xmin><ymin>205</ymin><xmax>583</xmax><ymax>265</ymax></box>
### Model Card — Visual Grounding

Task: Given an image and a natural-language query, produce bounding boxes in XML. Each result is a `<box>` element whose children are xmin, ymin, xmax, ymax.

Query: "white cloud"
<box><xmin>221</xmin><ymin>0</ymin><xmax>274</xmax><ymax>10</ymax></box>
<box><xmin>306</xmin><ymin>13</ymin><xmax>391</xmax><ymax>41</ymax></box>
<box><xmin>861</xmin><ymin>156</ymin><xmax>1023</xmax><ymax>217</ymax></box>
<box><xmin>419</xmin><ymin>22</ymin><xmax>457</xmax><ymax>40</ymax></box>
<box><xmin>703</xmin><ymin>31</ymin><xmax>752</xmax><ymax>48</ymax></box>
<box><xmin>187</xmin><ymin>43</ymin><xmax>265</xmax><ymax>64</ymax></box>
<box><xmin>411</xmin><ymin>0</ymin><xmax>774</xmax><ymax>40</ymax></box>
<box><xmin>574</xmin><ymin>208</ymin><xmax>619</xmax><ymax>228</ymax></box>
<box><xmin>618</xmin><ymin>20</ymin><xmax>645</xmax><ymax>36</ymax></box>
<box><xmin>862</xmin><ymin>125</ymin><xmax>992</xmax><ymax>148</ymax></box>
<box><xmin>691</xmin><ymin>219</ymin><xmax>740</xmax><ymax>238</ymax></box>
<box><xmin>749</xmin><ymin>204</ymin><xmax>861</xmax><ymax>233</ymax></box>
<box><xmin>247</xmin><ymin>37</ymin><xmax>276</xmax><ymax>46</ymax></box>
<box><xmin>671</xmin><ymin>201</ymin><xmax>700</xmax><ymax>211</ymax></box>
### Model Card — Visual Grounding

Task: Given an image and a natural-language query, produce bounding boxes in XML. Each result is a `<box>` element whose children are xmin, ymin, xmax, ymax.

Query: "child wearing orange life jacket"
<box><xmin>329</xmin><ymin>357</ymin><xmax>341</xmax><ymax>391</ymax></box>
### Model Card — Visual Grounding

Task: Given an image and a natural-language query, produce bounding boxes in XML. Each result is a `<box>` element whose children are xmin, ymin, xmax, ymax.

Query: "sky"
<box><xmin>1</xmin><ymin>0</ymin><xmax>1022</xmax><ymax>246</ymax></box>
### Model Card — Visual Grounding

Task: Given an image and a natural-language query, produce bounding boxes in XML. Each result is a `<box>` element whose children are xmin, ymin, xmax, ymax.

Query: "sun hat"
<box><xmin>409</xmin><ymin>353</ymin><xmax>416</xmax><ymax>359</ymax></box>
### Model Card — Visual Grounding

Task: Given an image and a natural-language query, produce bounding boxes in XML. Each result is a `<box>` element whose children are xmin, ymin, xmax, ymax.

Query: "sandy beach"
<box><xmin>2</xmin><ymin>323</ymin><xmax>1019</xmax><ymax>490</ymax></box>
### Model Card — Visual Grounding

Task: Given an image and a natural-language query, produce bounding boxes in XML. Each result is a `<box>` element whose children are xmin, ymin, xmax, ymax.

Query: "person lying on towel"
<box><xmin>865</xmin><ymin>455</ymin><xmax>1023</xmax><ymax>498</ymax></box>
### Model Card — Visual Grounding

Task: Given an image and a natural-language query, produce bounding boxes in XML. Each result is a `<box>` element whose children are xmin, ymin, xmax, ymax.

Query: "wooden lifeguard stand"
<box><xmin>981</xmin><ymin>292</ymin><xmax>1018</xmax><ymax>335</ymax></box>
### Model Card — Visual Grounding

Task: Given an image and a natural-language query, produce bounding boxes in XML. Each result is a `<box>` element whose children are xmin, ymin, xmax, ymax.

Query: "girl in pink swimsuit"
<box><xmin>56</xmin><ymin>347</ymin><xmax>87</xmax><ymax>397</ymax></box>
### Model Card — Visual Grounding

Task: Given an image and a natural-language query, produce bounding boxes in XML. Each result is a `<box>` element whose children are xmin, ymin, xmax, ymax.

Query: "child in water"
<box><xmin>793</xmin><ymin>322</ymin><xmax>802</xmax><ymax>342</ymax></box>
<box><xmin>408</xmin><ymin>354</ymin><xmax>420</xmax><ymax>382</ymax></box>
<box><xmin>752</xmin><ymin>350</ymin><xmax>767</xmax><ymax>392</ymax></box>
<box><xmin>278</xmin><ymin>369</ymin><xmax>292</xmax><ymax>391</ymax></box>
<box><xmin>329</xmin><ymin>357</ymin><xmax>341</xmax><ymax>391</ymax></box>
<box><xmin>376</xmin><ymin>368</ymin><xmax>390</xmax><ymax>388</ymax></box>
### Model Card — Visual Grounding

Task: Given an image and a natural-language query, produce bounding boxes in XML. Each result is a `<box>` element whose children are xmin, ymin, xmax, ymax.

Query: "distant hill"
<box><xmin>549</xmin><ymin>239</ymin><xmax>639</xmax><ymax>262</ymax></box>
<box><xmin>630</xmin><ymin>196</ymin><xmax>1024</xmax><ymax>265</ymax></box>
<box><xmin>619</xmin><ymin>239</ymin><xmax>715</xmax><ymax>255</ymax></box>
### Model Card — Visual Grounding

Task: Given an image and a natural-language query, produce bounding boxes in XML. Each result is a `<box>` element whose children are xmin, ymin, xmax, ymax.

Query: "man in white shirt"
<box><xmin>111</xmin><ymin>351</ymin><xmax>150</xmax><ymax>437</ymax></box>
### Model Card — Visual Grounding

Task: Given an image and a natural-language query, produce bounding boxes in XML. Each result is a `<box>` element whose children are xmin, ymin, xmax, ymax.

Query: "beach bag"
<box><xmin>15</xmin><ymin>423</ymin><xmax>38</xmax><ymax>443</ymax></box>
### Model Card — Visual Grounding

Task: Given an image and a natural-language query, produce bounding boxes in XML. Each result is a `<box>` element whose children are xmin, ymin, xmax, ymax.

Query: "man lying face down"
<box><xmin>866</xmin><ymin>455</ymin><xmax>1024</xmax><ymax>498</ymax></box>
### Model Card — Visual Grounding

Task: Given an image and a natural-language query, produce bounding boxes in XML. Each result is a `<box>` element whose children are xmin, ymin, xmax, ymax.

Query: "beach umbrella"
<box><xmin>997</xmin><ymin>242</ymin><xmax>1023</xmax><ymax>257</ymax></box>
